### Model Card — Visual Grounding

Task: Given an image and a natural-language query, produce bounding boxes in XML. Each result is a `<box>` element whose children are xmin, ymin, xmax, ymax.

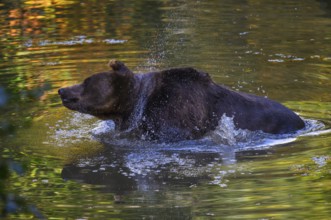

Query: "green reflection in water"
<box><xmin>0</xmin><ymin>0</ymin><xmax>331</xmax><ymax>219</ymax></box>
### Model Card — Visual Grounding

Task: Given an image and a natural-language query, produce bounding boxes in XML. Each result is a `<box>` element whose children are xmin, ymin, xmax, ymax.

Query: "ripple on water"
<box><xmin>49</xmin><ymin>112</ymin><xmax>329</xmax><ymax>187</ymax></box>
<box><xmin>23</xmin><ymin>35</ymin><xmax>127</xmax><ymax>48</ymax></box>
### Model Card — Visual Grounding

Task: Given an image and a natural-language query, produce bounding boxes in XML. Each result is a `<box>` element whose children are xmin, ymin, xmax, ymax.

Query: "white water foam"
<box><xmin>203</xmin><ymin>115</ymin><xmax>327</xmax><ymax>151</ymax></box>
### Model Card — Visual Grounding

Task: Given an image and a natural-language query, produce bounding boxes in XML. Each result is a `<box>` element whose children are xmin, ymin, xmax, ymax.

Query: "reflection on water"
<box><xmin>1</xmin><ymin>0</ymin><xmax>331</xmax><ymax>219</ymax></box>
<box><xmin>53</xmin><ymin>111</ymin><xmax>330</xmax><ymax>196</ymax></box>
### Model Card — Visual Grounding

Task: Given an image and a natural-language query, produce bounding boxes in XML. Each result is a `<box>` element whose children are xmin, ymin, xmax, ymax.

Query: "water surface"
<box><xmin>1</xmin><ymin>0</ymin><xmax>331</xmax><ymax>219</ymax></box>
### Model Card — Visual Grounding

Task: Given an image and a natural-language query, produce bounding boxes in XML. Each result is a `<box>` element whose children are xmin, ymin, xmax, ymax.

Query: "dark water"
<box><xmin>1</xmin><ymin>0</ymin><xmax>331</xmax><ymax>219</ymax></box>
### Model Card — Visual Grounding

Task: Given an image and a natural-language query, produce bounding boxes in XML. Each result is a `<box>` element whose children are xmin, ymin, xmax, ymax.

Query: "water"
<box><xmin>1</xmin><ymin>0</ymin><xmax>331</xmax><ymax>219</ymax></box>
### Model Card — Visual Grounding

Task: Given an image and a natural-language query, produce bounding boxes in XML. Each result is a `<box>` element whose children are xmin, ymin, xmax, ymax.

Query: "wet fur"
<box><xmin>58</xmin><ymin>60</ymin><xmax>305</xmax><ymax>141</ymax></box>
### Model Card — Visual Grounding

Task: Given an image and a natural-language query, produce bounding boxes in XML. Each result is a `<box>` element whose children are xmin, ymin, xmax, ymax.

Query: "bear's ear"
<box><xmin>108</xmin><ymin>60</ymin><xmax>133</xmax><ymax>77</ymax></box>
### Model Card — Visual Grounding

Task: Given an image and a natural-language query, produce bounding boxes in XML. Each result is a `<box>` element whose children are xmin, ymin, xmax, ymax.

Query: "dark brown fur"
<box><xmin>58</xmin><ymin>60</ymin><xmax>305</xmax><ymax>141</ymax></box>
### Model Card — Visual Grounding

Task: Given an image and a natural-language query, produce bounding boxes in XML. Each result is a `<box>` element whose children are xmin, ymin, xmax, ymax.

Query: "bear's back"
<box><xmin>158</xmin><ymin>67</ymin><xmax>212</xmax><ymax>85</ymax></box>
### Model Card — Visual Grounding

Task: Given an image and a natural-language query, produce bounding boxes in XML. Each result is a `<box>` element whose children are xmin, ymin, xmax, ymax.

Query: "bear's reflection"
<box><xmin>61</xmin><ymin>143</ymin><xmax>248</xmax><ymax>197</ymax></box>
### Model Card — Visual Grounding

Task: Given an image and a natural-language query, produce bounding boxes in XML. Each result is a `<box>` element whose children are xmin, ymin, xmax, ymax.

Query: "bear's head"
<box><xmin>58</xmin><ymin>60</ymin><xmax>135</xmax><ymax>120</ymax></box>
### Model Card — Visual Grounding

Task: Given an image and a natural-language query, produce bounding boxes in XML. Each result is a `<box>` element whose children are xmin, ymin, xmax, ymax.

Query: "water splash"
<box><xmin>206</xmin><ymin>115</ymin><xmax>257</xmax><ymax>146</ymax></box>
<box><xmin>47</xmin><ymin>112</ymin><xmax>98</xmax><ymax>146</ymax></box>
<box><xmin>204</xmin><ymin>115</ymin><xmax>326</xmax><ymax>151</ymax></box>
<box><xmin>80</xmin><ymin>113</ymin><xmax>326</xmax><ymax>152</ymax></box>
<box><xmin>48</xmin><ymin>110</ymin><xmax>327</xmax><ymax>152</ymax></box>
<box><xmin>49</xmin><ymin>112</ymin><xmax>328</xmax><ymax>187</ymax></box>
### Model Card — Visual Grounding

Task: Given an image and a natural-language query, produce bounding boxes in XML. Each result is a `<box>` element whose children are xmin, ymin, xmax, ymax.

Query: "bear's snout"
<box><xmin>58</xmin><ymin>88</ymin><xmax>65</xmax><ymax>96</ymax></box>
<box><xmin>58</xmin><ymin>88</ymin><xmax>80</xmax><ymax>103</ymax></box>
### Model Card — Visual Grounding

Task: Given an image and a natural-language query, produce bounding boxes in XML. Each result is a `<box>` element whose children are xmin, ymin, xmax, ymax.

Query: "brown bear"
<box><xmin>58</xmin><ymin>60</ymin><xmax>305</xmax><ymax>141</ymax></box>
